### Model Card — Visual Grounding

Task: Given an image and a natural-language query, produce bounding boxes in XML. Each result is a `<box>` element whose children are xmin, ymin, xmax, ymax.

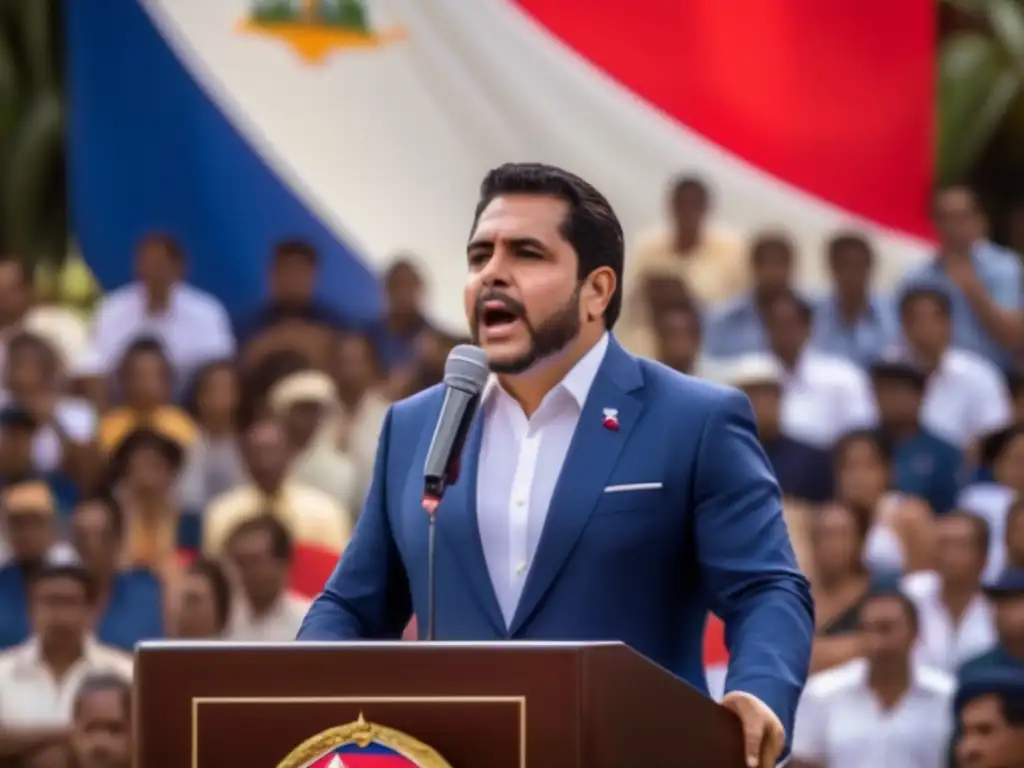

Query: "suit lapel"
<box><xmin>508</xmin><ymin>338</ymin><xmax>644</xmax><ymax>635</ymax></box>
<box><xmin>434</xmin><ymin>414</ymin><xmax>506</xmax><ymax>635</ymax></box>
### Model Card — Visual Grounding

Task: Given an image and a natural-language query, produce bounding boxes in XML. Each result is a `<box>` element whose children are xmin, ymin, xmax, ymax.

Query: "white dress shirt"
<box><xmin>0</xmin><ymin>392</ymin><xmax>96</xmax><ymax>473</ymax></box>
<box><xmin>956</xmin><ymin>482</ymin><xmax>1015</xmax><ymax>584</ymax></box>
<box><xmin>0</xmin><ymin>636</ymin><xmax>133</xmax><ymax>729</ymax></box>
<box><xmin>477</xmin><ymin>333</ymin><xmax>609</xmax><ymax>626</ymax></box>
<box><xmin>901</xmin><ymin>571</ymin><xmax>996</xmax><ymax>673</ymax></box>
<box><xmin>76</xmin><ymin>281</ymin><xmax>235</xmax><ymax>380</ymax></box>
<box><xmin>921</xmin><ymin>349</ymin><xmax>1012</xmax><ymax>447</ymax></box>
<box><xmin>792</xmin><ymin>658</ymin><xmax>955</xmax><ymax>768</ymax></box>
<box><xmin>227</xmin><ymin>592</ymin><xmax>311</xmax><ymax>642</ymax></box>
<box><xmin>780</xmin><ymin>349</ymin><xmax>878</xmax><ymax>448</ymax></box>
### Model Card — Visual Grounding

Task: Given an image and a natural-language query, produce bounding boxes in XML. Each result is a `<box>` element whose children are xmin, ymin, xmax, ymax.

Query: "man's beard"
<box><xmin>471</xmin><ymin>288</ymin><xmax>581</xmax><ymax>375</ymax></box>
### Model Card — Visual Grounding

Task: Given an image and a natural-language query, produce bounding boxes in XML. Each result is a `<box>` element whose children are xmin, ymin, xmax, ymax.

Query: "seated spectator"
<box><xmin>171</xmin><ymin>559</ymin><xmax>231</xmax><ymax>640</ymax></box>
<box><xmin>0</xmin><ymin>483</ymin><xmax>74</xmax><ymax>649</ymax></box>
<box><xmin>902</xmin><ymin>512</ymin><xmax>996</xmax><ymax>673</ymax></box>
<box><xmin>383</xmin><ymin>328</ymin><xmax>466</xmax><ymax>401</ymax></box>
<box><xmin>0</xmin><ymin>405</ymin><xmax>40</xmax><ymax>490</ymax></box>
<box><xmin>791</xmin><ymin>588</ymin><xmax>955</xmax><ymax>768</ymax></box>
<box><xmin>959</xmin><ymin>569</ymin><xmax>1024</xmax><ymax>680</ymax></box>
<box><xmin>617</xmin><ymin>271</ymin><xmax>694</xmax><ymax>360</ymax></box>
<box><xmin>625</xmin><ymin>175</ymin><xmax>747</xmax><ymax>323</ymax></box>
<box><xmin>870</xmin><ymin>356</ymin><xmax>963</xmax><ymax>514</ymax></box>
<box><xmin>899</xmin><ymin>286</ymin><xmax>1013</xmax><ymax>448</ymax></box>
<box><xmin>764</xmin><ymin>290</ymin><xmax>878</xmax><ymax>448</ymax></box>
<box><xmin>812</xmin><ymin>232</ymin><xmax>897</xmax><ymax>367</ymax></box>
<box><xmin>652</xmin><ymin>299</ymin><xmax>708</xmax><ymax>378</ymax></box>
<box><xmin>98</xmin><ymin>339</ymin><xmax>197</xmax><ymax>454</ymax></box>
<box><xmin>76</xmin><ymin>233</ymin><xmax>234</xmax><ymax>401</ymax></box>
<box><xmin>834</xmin><ymin>430</ymin><xmax>934</xmax><ymax>575</ymax></box>
<box><xmin>178</xmin><ymin>361</ymin><xmax>246</xmax><ymax>512</ymax></box>
<box><xmin>107</xmin><ymin>429</ymin><xmax>187</xmax><ymax>587</ymax></box>
<box><xmin>808</xmin><ymin>503</ymin><xmax>874</xmax><ymax>674</ymax></box>
<box><xmin>224</xmin><ymin>515</ymin><xmax>310</xmax><ymax>642</ymax></box>
<box><xmin>704</xmin><ymin>231</ymin><xmax>794</xmax><ymax>359</ymax></box>
<box><xmin>0</xmin><ymin>333</ymin><xmax>99</xmax><ymax>492</ymax></box>
<box><xmin>267</xmin><ymin>370</ymin><xmax>357</xmax><ymax>509</ymax></box>
<box><xmin>0</xmin><ymin>565</ymin><xmax>132</xmax><ymax>764</ymax></box>
<box><xmin>329</xmin><ymin>331</ymin><xmax>388</xmax><ymax>513</ymax></box>
<box><xmin>70</xmin><ymin>496</ymin><xmax>163</xmax><ymax>651</ymax></box>
<box><xmin>1008</xmin><ymin>371</ymin><xmax>1024</xmax><ymax>424</ymax></box>
<box><xmin>721</xmin><ymin>354</ymin><xmax>832</xmax><ymax>505</ymax></box>
<box><xmin>958</xmin><ymin>425</ymin><xmax>1024</xmax><ymax>583</ymax></box>
<box><xmin>368</xmin><ymin>257</ymin><xmax>432</xmax><ymax>373</ymax></box>
<box><xmin>955</xmin><ymin>670</ymin><xmax>1024</xmax><ymax>768</ymax></box>
<box><xmin>238</xmin><ymin>240</ymin><xmax>350</xmax><ymax>370</ymax></box>
<box><xmin>69</xmin><ymin>674</ymin><xmax>132</xmax><ymax>768</ymax></box>
<box><xmin>203</xmin><ymin>420</ymin><xmax>351</xmax><ymax>595</ymax></box>
<box><xmin>1007</xmin><ymin>500</ymin><xmax>1024</xmax><ymax>570</ymax></box>
<box><xmin>897</xmin><ymin>186</ymin><xmax>1024</xmax><ymax>371</ymax></box>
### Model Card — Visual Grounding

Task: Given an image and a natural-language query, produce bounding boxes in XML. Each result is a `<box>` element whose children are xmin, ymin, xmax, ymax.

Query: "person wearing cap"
<box><xmin>958</xmin><ymin>424</ymin><xmax>1024</xmax><ymax>584</ymax></box>
<box><xmin>870</xmin><ymin>355</ymin><xmax>963</xmax><ymax>516</ymax></box>
<box><xmin>955</xmin><ymin>669</ymin><xmax>1024</xmax><ymax>767</ymax></box>
<box><xmin>266</xmin><ymin>369</ymin><xmax>358</xmax><ymax>514</ymax></box>
<box><xmin>959</xmin><ymin>569</ymin><xmax>1024</xmax><ymax>682</ymax></box>
<box><xmin>0</xmin><ymin>482</ymin><xmax>74</xmax><ymax>650</ymax></box>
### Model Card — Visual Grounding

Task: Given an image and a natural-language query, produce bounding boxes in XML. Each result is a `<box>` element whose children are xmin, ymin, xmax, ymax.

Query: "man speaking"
<box><xmin>298</xmin><ymin>163</ymin><xmax>814</xmax><ymax>767</ymax></box>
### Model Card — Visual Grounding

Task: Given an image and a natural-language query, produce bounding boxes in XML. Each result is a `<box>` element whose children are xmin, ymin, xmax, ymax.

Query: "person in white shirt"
<box><xmin>76</xmin><ymin>233</ymin><xmax>235</xmax><ymax>393</ymax></box>
<box><xmin>902</xmin><ymin>511</ymin><xmax>996</xmax><ymax>672</ymax></box>
<box><xmin>224</xmin><ymin>514</ymin><xmax>310</xmax><ymax>642</ymax></box>
<box><xmin>0</xmin><ymin>565</ymin><xmax>132</xmax><ymax>763</ymax></box>
<box><xmin>791</xmin><ymin>587</ymin><xmax>956</xmax><ymax>768</ymax></box>
<box><xmin>762</xmin><ymin>289</ymin><xmax>878</xmax><ymax>448</ymax></box>
<box><xmin>898</xmin><ymin>286</ymin><xmax>1012</xmax><ymax>448</ymax></box>
<box><xmin>69</xmin><ymin>673</ymin><xmax>133</xmax><ymax>768</ymax></box>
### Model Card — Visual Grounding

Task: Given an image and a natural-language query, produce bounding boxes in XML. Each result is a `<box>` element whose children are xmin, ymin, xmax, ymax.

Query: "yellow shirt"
<box><xmin>99</xmin><ymin>405</ymin><xmax>199</xmax><ymax>453</ymax></box>
<box><xmin>202</xmin><ymin>481</ymin><xmax>352</xmax><ymax>558</ymax></box>
<box><xmin>121</xmin><ymin>505</ymin><xmax>183</xmax><ymax>586</ymax></box>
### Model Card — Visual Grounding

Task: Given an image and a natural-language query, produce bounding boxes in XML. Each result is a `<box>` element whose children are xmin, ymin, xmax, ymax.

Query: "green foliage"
<box><xmin>320</xmin><ymin>0</ymin><xmax>371</xmax><ymax>32</ymax></box>
<box><xmin>0</xmin><ymin>0</ymin><xmax>66</xmax><ymax>276</ymax></box>
<box><xmin>938</xmin><ymin>0</ymin><xmax>1024</xmax><ymax>184</ymax></box>
<box><xmin>252</xmin><ymin>0</ymin><xmax>301</xmax><ymax>24</ymax></box>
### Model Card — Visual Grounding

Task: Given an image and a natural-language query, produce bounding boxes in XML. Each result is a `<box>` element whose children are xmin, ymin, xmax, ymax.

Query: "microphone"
<box><xmin>422</xmin><ymin>344</ymin><xmax>489</xmax><ymax>641</ymax></box>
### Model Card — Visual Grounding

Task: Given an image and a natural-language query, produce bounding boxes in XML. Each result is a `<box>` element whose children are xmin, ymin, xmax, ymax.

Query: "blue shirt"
<box><xmin>234</xmin><ymin>300</ymin><xmax>352</xmax><ymax>345</ymax></box>
<box><xmin>703</xmin><ymin>295</ymin><xmax>768</xmax><ymax>358</ymax></box>
<box><xmin>0</xmin><ymin>565</ymin><xmax>163</xmax><ymax>652</ymax></box>
<box><xmin>811</xmin><ymin>295</ymin><xmax>897</xmax><ymax>367</ymax></box>
<box><xmin>897</xmin><ymin>241</ymin><xmax>1023</xmax><ymax>370</ymax></box>
<box><xmin>890</xmin><ymin>430</ymin><xmax>964</xmax><ymax>515</ymax></box>
<box><xmin>762</xmin><ymin>436</ymin><xmax>833</xmax><ymax>504</ymax></box>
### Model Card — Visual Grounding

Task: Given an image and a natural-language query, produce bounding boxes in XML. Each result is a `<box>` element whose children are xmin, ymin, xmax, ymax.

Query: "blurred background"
<box><xmin>0</xmin><ymin>1</ymin><xmax>1023</xmax><ymax>766</ymax></box>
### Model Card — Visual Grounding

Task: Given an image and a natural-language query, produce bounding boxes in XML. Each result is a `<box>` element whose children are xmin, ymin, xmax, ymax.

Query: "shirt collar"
<box><xmin>483</xmin><ymin>332</ymin><xmax>610</xmax><ymax>411</ymax></box>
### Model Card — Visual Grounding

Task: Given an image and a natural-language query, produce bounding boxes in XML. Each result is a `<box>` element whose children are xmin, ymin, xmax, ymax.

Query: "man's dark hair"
<box><xmin>833</xmin><ymin>428</ymin><xmax>894</xmax><ymax>466</ymax></box>
<box><xmin>765</xmin><ymin>288</ymin><xmax>813</xmax><ymax>326</ymax></box>
<box><xmin>944</xmin><ymin>509</ymin><xmax>991</xmax><ymax>558</ymax></box>
<box><xmin>76</xmin><ymin>495</ymin><xmax>125</xmax><ymax>541</ymax></box>
<box><xmin>187</xmin><ymin>558</ymin><xmax>232</xmax><ymax>631</ymax></box>
<box><xmin>226</xmin><ymin>514</ymin><xmax>294</xmax><ymax>562</ymax></box>
<box><xmin>137</xmin><ymin>232</ymin><xmax>184</xmax><ymax>262</ymax></box>
<box><xmin>29</xmin><ymin>564</ymin><xmax>97</xmax><ymax>604</ymax></box>
<box><xmin>749</xmin><ymin>232</ymin><xmax>794</xmax><ymax>267</ymax></box>
<box><xmin>472</xmin><ymin>163</ymin><xmax>625</xmax><ymax>329</ymax></box>
<box><xmin>859</xmin><ymin>585</ymin><xmax>920</xmax><ymax>633</ymax></box>
<box><xmin>827</xmin><ymin>232</ymin><xmax>873</xmax><ymax>266</ymax></box>
<box><xmin>6</xmin><ymin>332</ymin><xmax>59</xmax><ymax>376</ymax></box>
<box><xmin>119</xmin><ymin>336</ymin><xmax>171</xmax><ymax>373</ymax></box>
<box><xmin>669</xmin><ymin>175</ymin><xmax>710</xmax><ymax>209</ymax></box>
<box><xmin>384</xmin><ymin>256</ymin><xmax>423</xmax><ymax>287</ymax></box>
<box><xmin>73</xmin><ymin>672</ymin><xmax>131</xmax><ymax>719</ymax></box>
<box><xmin>272</xmin><ymin>239</ymin><xmax>318</xmax><ymax>266</ymax></box>
<box><xmin>654</xmin><ymin>298</ymin><xmax>703</xmax><ymax>336</ymax></box>
<box><xmin>898</xmin><ymin>285</ymin><xmax>952</xmax><ymax>318</ymax></box>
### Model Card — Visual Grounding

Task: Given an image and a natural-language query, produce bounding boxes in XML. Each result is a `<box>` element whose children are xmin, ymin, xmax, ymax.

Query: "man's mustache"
<box><xmin>475</xmin><ymin>292</ymin><xmax>526</xmax><ymax>319</ymax></box>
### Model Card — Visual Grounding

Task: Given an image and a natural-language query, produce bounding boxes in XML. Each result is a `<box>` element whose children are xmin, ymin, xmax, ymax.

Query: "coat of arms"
<box><xmin>277</xmin><ymin>713</ymin><xmax>453</xmax><ymax>768</ymax></box>
<box><xmin>240</xmin><ymin>0</ymin><xmax>405</xmax><ymax>64</ymax></box>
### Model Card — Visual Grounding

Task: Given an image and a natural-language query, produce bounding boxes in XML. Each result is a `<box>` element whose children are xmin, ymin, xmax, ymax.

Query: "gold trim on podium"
<box><xmin>190</xmin><ymin>695</ymin><xmax>527</xmax><ymax>768</ymax></box>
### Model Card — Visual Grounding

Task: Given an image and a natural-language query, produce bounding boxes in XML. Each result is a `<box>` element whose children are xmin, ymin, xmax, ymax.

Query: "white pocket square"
<box><xmin>603</xmin><ymin>482</ymin><xmax>663</xmax><ymax>493</ymax></box>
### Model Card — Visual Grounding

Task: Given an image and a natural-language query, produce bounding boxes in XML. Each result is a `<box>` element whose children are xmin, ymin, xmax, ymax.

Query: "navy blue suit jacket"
<box><xmin>299</xmin><ymin>337</ymin><xmax>814</xmax><ymax>739</ymax></box>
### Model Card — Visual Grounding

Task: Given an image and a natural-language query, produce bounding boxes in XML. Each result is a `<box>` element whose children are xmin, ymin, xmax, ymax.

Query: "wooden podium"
<box><xmin>134</xmin><ymin>641</ymin><xmax>745</xmax><ymax>767</ymax></box>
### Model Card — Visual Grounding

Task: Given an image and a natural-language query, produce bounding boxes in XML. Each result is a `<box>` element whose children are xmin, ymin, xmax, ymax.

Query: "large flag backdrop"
<box><xmin>68</xmin><ymin>0</ymin><xmax>935</xmax><ymax>691</ymax></box>
<box><xmin>68</xmin><ymin>0</ymin><xmax>935</xmax><ymax>330</ymax></box>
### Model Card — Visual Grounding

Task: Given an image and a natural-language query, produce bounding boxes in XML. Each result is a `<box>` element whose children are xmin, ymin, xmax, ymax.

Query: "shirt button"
<box><xmin>515</xmin><ymin>497</ymin><xmax>525</xmax><ymax>507</ymax></box>
<box><xmin>516</xmin><ymin>561</ymin><xmax>527</xmax><ymax>575</ymax></box>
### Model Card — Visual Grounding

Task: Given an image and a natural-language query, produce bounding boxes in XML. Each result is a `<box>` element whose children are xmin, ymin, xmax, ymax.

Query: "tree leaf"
<box><xmin>937</xmin><ymin>32</ymin><xmax>1023</xmax><ymax>182</ymax></box>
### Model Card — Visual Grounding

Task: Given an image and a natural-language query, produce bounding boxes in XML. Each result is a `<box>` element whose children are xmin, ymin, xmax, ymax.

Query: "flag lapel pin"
<box><xmin>602</xmin><ymin>407</ymin><xmax>620</xmax><ymax>431</ymax></box>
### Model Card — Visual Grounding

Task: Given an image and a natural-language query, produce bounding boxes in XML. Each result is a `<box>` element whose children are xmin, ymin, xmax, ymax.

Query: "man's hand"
<box><xmin>721</xmin><ymin>691</ymin><xmax>786</xmax><ymax>768</ymax></box>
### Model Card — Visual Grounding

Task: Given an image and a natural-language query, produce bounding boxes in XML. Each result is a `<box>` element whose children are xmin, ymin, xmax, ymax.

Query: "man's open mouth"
<box><xmin>480</xmin><ymin>301</ymin><xmax>520</xmax><ymax>329</ymax></box>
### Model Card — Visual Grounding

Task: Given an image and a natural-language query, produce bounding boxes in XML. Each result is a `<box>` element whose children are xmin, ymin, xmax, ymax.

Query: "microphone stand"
<box><xmin>426</xmin><ymin>512</ymin><xmax>437</xmax><ymax>641</ymax></box>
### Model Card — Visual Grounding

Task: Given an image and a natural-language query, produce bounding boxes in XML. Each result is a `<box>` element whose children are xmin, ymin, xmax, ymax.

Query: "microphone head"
<box><xmin>444</xmin><ymin>345</ymin><xmax>490</xmax><ymax>394</ymax></box>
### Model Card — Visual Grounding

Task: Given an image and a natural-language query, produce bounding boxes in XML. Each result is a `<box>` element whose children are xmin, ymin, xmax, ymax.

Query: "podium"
<box><xmin>134</xmin><ymin>640</ymin><xmax>745</xmax><ymax>767</ymax></box>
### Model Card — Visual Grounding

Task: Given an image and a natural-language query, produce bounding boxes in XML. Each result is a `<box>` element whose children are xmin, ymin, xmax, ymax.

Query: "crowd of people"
<box><xmin>0</xmin><ymin>175</ymin><xmax>1021</xmax><ymax>766</ymax></box>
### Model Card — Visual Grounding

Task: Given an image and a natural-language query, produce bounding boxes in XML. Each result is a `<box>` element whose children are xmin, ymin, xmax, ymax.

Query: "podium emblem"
<box><xmin>276</xmin><ymin>712</ymin><xmax>453</xmax><ymax>767</ymax></box>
